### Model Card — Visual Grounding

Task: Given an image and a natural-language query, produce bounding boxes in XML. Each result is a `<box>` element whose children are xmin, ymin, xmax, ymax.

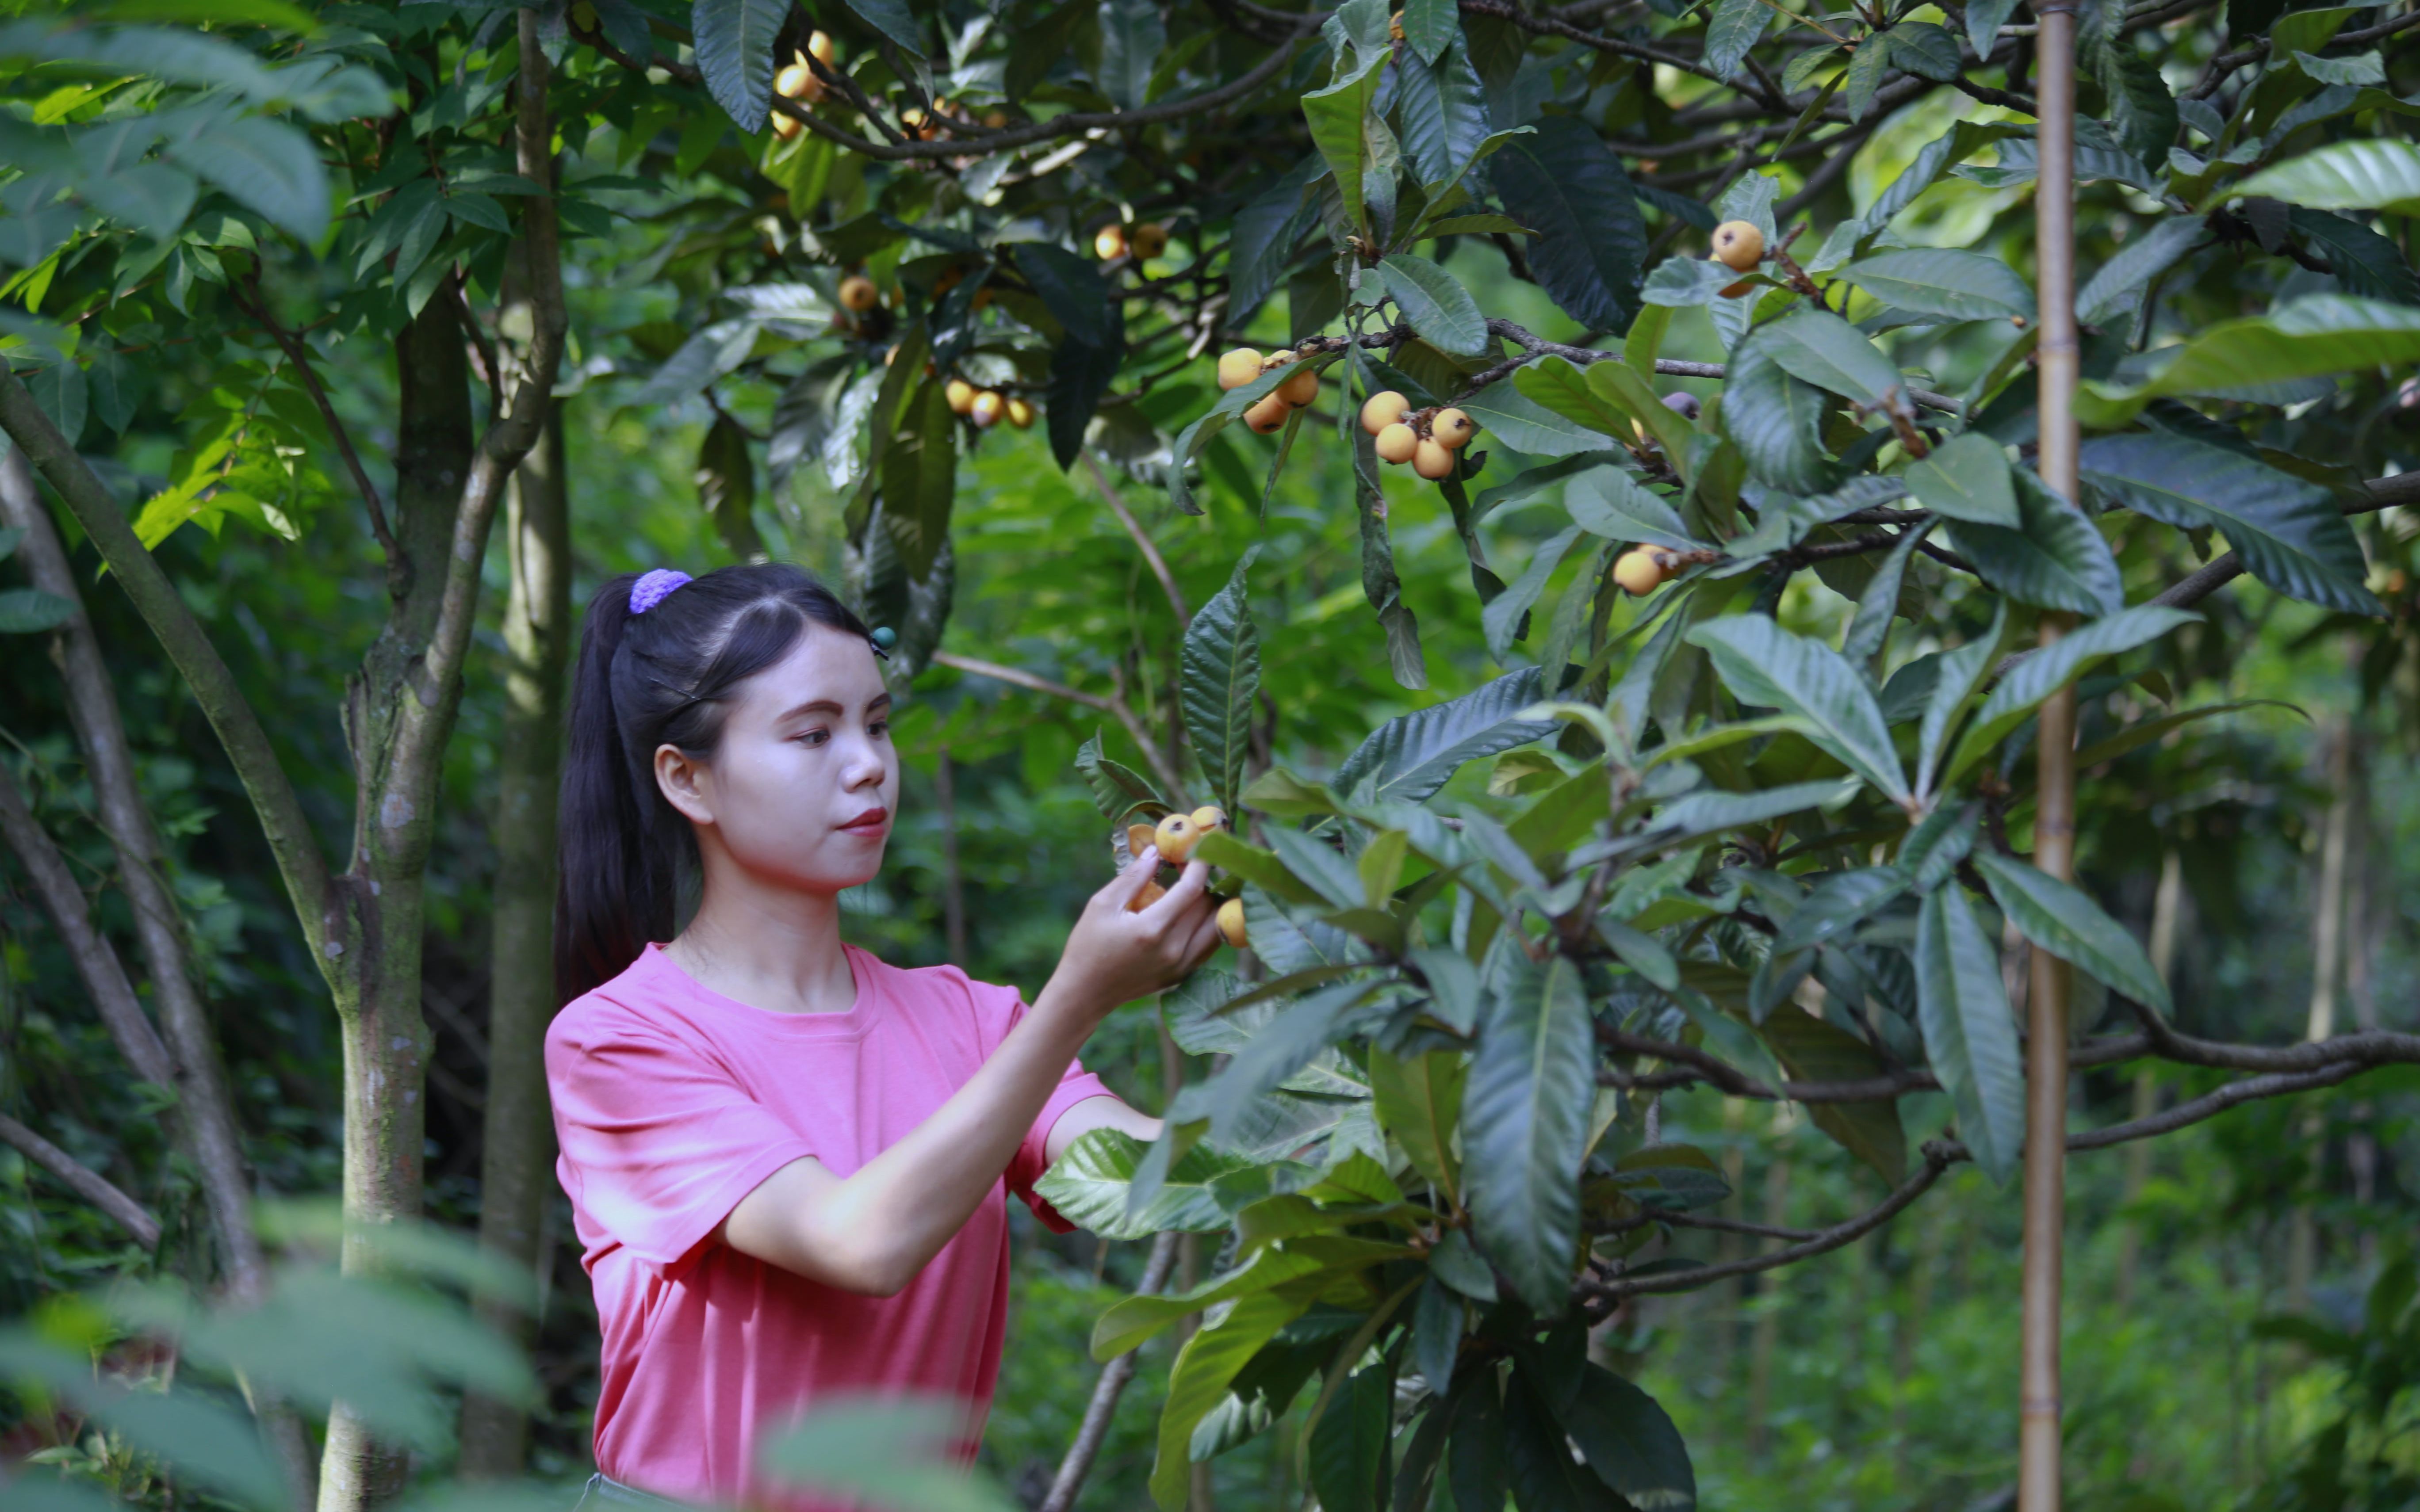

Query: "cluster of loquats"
<box><xmin>1359</xmin><ymin>389</ymin><xmax>1478</xmax><ymax>480</ymax></box>
<box><xmin>1094</xmin><ymin>221</ymin><xmax>1170</xmax><ymax>262</ymax></box>
<box><xmin>944</xmin><ymin>376</ymin><xmax>1034</xmax><ymax>430</ymax></box>
<box><xmin>1122</xmin><ymin>807</ymin><xmax>1248</xmax><ymax>948</ymax></box>
<box><xmin>1217</xmin><ymin>346</ymin><xmax>1322</xmax><ymax>434</ymax></box>
<box><xmin>769</xmin><ymin>32</ymin><xmax>838</xmax><ymax>138</ymax></box>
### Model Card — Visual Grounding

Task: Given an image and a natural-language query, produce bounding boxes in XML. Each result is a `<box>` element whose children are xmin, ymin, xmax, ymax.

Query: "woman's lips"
<box><xmin>839</xmin><ymin>807</ymin><xmax>890</xmax><ymax>836</ymax></box>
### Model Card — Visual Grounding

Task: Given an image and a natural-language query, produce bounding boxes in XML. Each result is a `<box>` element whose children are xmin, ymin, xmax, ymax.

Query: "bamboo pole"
<box><xmin>2023</xmin><ymin>8</ymin><xmax>2081</xmax><ymax>1510</ymax></box>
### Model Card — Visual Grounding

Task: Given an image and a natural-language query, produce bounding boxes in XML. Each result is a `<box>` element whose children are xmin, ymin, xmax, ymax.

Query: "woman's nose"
<box><xmin>839</xmin><ymin>734</ymin><xmax>887</xmax><ymax>789</ymax></box>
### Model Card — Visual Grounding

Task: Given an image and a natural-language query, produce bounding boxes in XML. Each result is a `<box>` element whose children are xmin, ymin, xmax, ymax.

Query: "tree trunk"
<box><xmin>2287</xmin><ymin>720</ymin><xmax>2354</xmax><ymax>1312</ymax></box>
<box><xmin>0</xmin><ymin>444</ymin><xmax>319</xmax><ymax>1505</ymax></box>
<box><xmin>459</xmin><ymin>403</ymin><xmax>572</xmax><ymax>1478</ymax></box>
<box><xmin>2114</xmin><ymin>849</ymin><xmax>2184</xmax><ymax>1310</ymax></box>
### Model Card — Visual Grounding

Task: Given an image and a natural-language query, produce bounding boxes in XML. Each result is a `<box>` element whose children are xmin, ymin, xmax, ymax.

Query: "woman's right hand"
<box><xmin>1043</xmin><ymin>845</ymin><xmax>1224</xmax><ymax>1021</ymax></box>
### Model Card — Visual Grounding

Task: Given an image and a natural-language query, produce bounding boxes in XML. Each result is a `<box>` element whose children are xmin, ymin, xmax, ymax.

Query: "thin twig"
<box><xmin>231</xmin><ymin>270</ymin><xmax>402</xmax><ymax>582</ymax></box>
<box><xmin>1084</xmin><ymin>450</ymin><xmax>1190</xmax><ymax>630</ymax></box>
<box><xmin>931</xmin><ymin>651</ymin><xmax>1191</xmax><ymax>797</ymax></box>
<box><xmin>0</xmin><ymin>1113</ymin><xmax>162</xmax><ymax>1247</ymax></box>
<box><xmin>1039</xmin><ymin>1232</ymin><xmax>1181</xmax><ymax>1512</ymax></box>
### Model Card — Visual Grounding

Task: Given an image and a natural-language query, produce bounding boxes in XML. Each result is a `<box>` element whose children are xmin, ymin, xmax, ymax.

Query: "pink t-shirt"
<box><xmin>546</xmin><ymin>942</ymin><xmax>1112</xmax><ymax>1508</ymax></box>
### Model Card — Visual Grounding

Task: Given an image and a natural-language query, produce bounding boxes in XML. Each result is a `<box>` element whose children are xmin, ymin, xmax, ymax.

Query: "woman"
<box><xmin>546</xmin><ymin>565</ymin><xmax>1219</xmax><ymax>1508</ymax></box>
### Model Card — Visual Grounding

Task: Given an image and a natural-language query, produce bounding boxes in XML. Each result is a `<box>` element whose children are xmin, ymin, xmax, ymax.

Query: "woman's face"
<box><xmin>655</xmin><ymin>623</ymin><xmax>899</xmax><ymax>895</ymax></box>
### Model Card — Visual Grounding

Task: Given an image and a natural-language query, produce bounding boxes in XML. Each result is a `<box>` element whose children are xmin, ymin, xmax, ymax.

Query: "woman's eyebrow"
<box><xmin>774</xmin><ymin>698</ymin><xmax>846</xmax><ymax>721</ymax></box>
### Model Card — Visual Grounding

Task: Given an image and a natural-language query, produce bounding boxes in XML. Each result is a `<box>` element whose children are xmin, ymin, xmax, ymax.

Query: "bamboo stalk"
<box><xmin>2023</xmin><ymin>6</ymin><xmax>2081</xmax><ymax>1507</ymax></box>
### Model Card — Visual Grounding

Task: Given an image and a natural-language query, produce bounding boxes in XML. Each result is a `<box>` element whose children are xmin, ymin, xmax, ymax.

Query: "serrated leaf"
<box><xmin>1465</xmin><ymin>954</ymin><xmax>1594</xmax><ymax>1317</ymax></box>
<box><xmin>1761</xmin><ymin>1006</ymin><xmax>1907</xmax><ymax>1181</ymax></box>
<box><xmin>1036</xmin><ymin>1128</ymin><xmax>1257</xmax><ymax>1239</ymax></box>
<box><xmin>1942</xmin><ymin>604</ymin><xmax>2198</xmax><ymax>786</ymax></box>
<box><xmin>1381</xmin><ymin>253</ymin><xmax>1489</xmax><ymax>355</ymax></box>
<box><xmin>164</xmin><ymin>111</ymin><xmax>327</xmax><ymax>239</ymax></box>
<box><xmin>2291</xmin><ymin>207</ymin><xmax>2420</xmax><ymax>305</ymax></box>
<box><xmin>1721</xmin><ymin>334</ymin><xmax>1832</xmax><ymax>492</ymax></box>
<box><xmin>1182</xmin><ymin>550</ymin><xmax>1264</xmax><ymax>813</ymax></box>
<box><xmin>1916</xmin><ymin>604</ymin><xmax>2004</xmax><ymax>797</ymax></box>
<box><xmin>1075</xmin><ymin>729</ymin><xmax>1166</xmax><ymax>819</ymax></box>
<box><xmin>1402</xmin><ymin>0</ymin><xmax>1459</xmax><ymax>61</ymax></box>
<box><xmin>2082</xmin><ymin>294</ymin><xmax>2420</xmax><ymax>422</ymax></box>
<box><xmin>1397</xmin><ymin>41</ymin><xmax>1492</xmax><ymax>189</ymax></box>
<box><xmin>690</xmin><ymin>0</ymin><xmax>788</xmax><ymax>130</ymax></box>
<box><xmin>1303</xmin><ymin>51</ymin><xmax>1386</xmax><ymax>234</ymax></box>
<box><xmin>1331</xmin><ymin>668</ymin><xmax>1557</xmax><ymax>806</ymax></box>
<box><xmin>1369</xmin><ymin>1045</ymin><xmax>1467</xmax><ymax>1200</ymax></box>
<box><xmin>1843</xmin><ymin>35</ymin><xmax>1891</xmax><ymax>121</ymax></box>
<box><xmin>2075</xmin><ymin>216</ymin><xmax>2203</xmax><ymax>326</ymax></box>
<box><xmin>1915</xmin><ymin>884</ymin><xmax>2025</xmax><ymax>1183</ymax></box>
<box><xmin>2079</xmin><ymin>430</ymin><xmax>2381</xmax><ymax>615</ymax></box>
<box><xmin>1886</xmin><ymin>21</ymin><xmax>1961</xmax><ymax>81</ymax></box>
<box><xmin>1760</xmin><ymin>307</ymin><xmax>1907</xmax><ymax>405</ymax></box>
<box><xmin>1485</xmin><ymin>525</ymin><xmax>1583</xmax><ymax>663</ymax></box>
<box><xmin>1490</xmin><ymin>114</ymin><xmax>1647</xmax><ymax>331</ymax></box>
<box><xmin>1689</xmin><ymin>616</ymin><xmax>1910</xmax><ymax>802</ymax></box>
<box><xmin>1972</xmin><ymin>851</ymin><xmax>2171</xmax><ymax>1012</ymax></box>
<box><xmin>1566</xmin><ymin>466</ymin><xmax>1702</xmax><ymax>550</ymax></box>
<box><xmin>1841</xmin><ymin>519</ymin><xmax>1932</xmax><ymax>668</ymax></box>
<box><xmin>1843</xmin><ymin>248</ymin><xmax>2037</xmax><ymax>322</ymax></box>
<box><xmin>1944</xmin><ymin>468</ymin><xmax>2122</xmax><ymax>617</ymax></box>
<box><xmin>1703</xmin><ymin>0</ymin><xmax>1768</xmax><ymax>80</ymax></box>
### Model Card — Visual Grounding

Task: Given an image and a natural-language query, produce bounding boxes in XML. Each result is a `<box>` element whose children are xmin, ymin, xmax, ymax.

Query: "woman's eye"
<box><xmin>795</xmin><ymin>728</ymin><xmax>830</xmax><ymax>747</ymax></box>
<box><xmin>869</xmin><ymin>720</ymin><xmax>891</xmax><ymax>739</ymax></box>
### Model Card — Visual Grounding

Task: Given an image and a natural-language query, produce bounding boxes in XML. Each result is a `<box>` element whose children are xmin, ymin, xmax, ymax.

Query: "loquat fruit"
<box><xmin>1216</xmin><ymin>347</ymin><xmax>1264</xmax><ymax>390</ymax></box>
<box><xmin>1217</xmin><ymin>895</ymin><xmax>1247</xmax><ymax>949</ymax></box>
<box><xmin>1432</xmin><ymin>407</ymin><xmax>1476</xmax><ymax>449</ymax></box>
<box><xmin>1244</xmin><ymin>393</ymin><xmax>1291</xmax><ymax>434</ymax></box>
<box><xmin>944</xmin><ymin>378</ymin><xmax>978</xmax><ymax>415</ymax></box>
<box><xmin>1130</xmin><ymin>222</ymin><xmax>1169</xmax><ymax>259</ymax></box>
<box><xmin>1413</xmin><ymin>438</ymin><xmax>1456</xmax><ymax>480</ymax></box>
<box><xmin>1004</xmin><ymin>395</ymin><xmax>1036</xmax><ymax>429</ymax></box>
<box><xmin>807</xmin><ymin>29</ymin><xmax>836</xmax><ymax>65</ymax></box>
<box><xmin>1375</xmin><ymin>422</ymin><xmax>1420</xmax><ymax>464</ymax></box>
<box><xmin>838</xmin><ymin>275</ymin><xmax>879</xmax><ymax>312</ymax></box>
<box><xmin>1613</xmin><ymin>546</ymin><xmax>1666</xmax><ymax>596</ymax></box>
<box><xmin>1129</xmin><ymin>879</ymin><xmax>1167</xmax><ymax>912</ymax></box>
<box><xmin>1719</xmin><ymin>278</ymin><xmax>1754</xmax><ymax>298</ymax></box>
<box><xmin>1360</xmin><ymin>389</ymin><xmax>1410</xmax><ymax>436</ymax></box>
<box><xmin>1127</xmin><ymin>822</ymin><xmax>1156</xmax><ymax>859</ymax></box>
<box><xmin>1189</xmin><ymin>805</ymin><xmax>1229</xmax><ymax>836</ymax></box>
<box><xmin>983</xmin><ymin>108</ymin><xmax>1009</xmax><ymax>129</ymax></box>
<box><xmin>1154</xmin><ymin>812</ymin><xmax>1201</xmax><ymax>863</ymax></box>
<box><xmin>1712</xmin><ymin>220</ymin><xmax>1765</xmax><ymax>271</ymax></box>
<box><xmin>969</xmin><ymin>390</ymin><xmax>1006</xmax><ymax>427</ymax></box>
<box><xmin>1276</xmin><ymin>362</ymin><xmax>1318</xmax><ymax>407</ymax></box>
<box><xmin>1094</xmin><ymin>224</ymin><xmax>1128</xmax><ymax>260</ymax></box>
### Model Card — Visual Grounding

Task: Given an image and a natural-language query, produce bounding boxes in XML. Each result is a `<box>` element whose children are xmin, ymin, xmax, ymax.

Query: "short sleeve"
<box><xmin>548</xmin><ymin>1013</ymin><xmax>817</xmax><ymax>1271</ymax></box>
<box><xmin>982</xmin><ymin>989</ymin><xmax>1116</xmax><ymax>1234</ymax></box>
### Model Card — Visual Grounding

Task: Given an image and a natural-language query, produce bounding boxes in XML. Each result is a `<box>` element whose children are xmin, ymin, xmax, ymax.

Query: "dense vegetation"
<box><xmin>0</xmin><ymin>0</ymin><xmax>2416</xmax><ymax>1509</ymax></box>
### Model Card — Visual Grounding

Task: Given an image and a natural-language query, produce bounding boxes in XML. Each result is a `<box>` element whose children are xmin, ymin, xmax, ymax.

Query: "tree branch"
<box><xmin>0</xmin><ymin>382</ymin><xmax>337</xmax><ymax>966</ymax></box>
<box><xmin>931</xmin><ymin>651</ymin><xmax>1192</xmax><ymax>798</ymax></box>
<box><xmin>1458</xmin><ymin>0</ymin><xmax>1787</xmax><ymax>108</ymax></box>
<box><xmin>1038</xmin><ymin>1232</ymin><xmax>1180</xmax><ymax>1512</ymax></box>
<box><xmin>1084</xmin><ymin>449</ymin><xmax>1190</xmax><ymax>630</ymax></box>
<box><xmin>0</xmin><ymin>1112</ymin><xmax>162</xmax><ymax>1249</ymax></box>
<box><xmin>2145</xmin><ymin>469</ymin><xmax>2418</xmax><ymax>609</ymax></box>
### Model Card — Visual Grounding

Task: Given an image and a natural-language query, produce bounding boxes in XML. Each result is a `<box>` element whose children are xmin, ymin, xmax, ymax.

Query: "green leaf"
<box><xmin>1381</xmin><ymin>253</ymin><xmax>1490</xmax><ymax>356</ymax></box>
<box><xmin>1369</xmin><ymin>1045</ymin><xmax>1467</xmax><ymax>1199</ymax></box>
<box><xmin>2071</xmin><ymin>699</ymin><xmax>2305</xmax><ymax>767</ymax></box>
<box><xmin>1566</xmin><ymin>466</ymin><xmax>1701</xmax><ymax>551</ymax></box>
<box><xmin>1181</xmin><ymin>550</ymin><xmax>1264</xmax><ymax>814</ymax></box>
<box><xmin>2079</xmin><ymin>431</ymin><xmax>2383</xmax><ymax>615</ymax></box>
<box><xmin>2231</xmin><ymin>139</ymin><xmax>2420</xmax><ymax>215</ymax></box>
<box><xmin>1465</xmin><ymin>954</ymin><xmax>1594</xmax><ymax>1317</ymax></box>
<box><xmin>1842</xmin><ymin>248</ymin><xmax>2036</xmax><ymax>322</ymax></box>
<box><xmin>2080</xmin><ymin>294</ymin><xmax>2420</xmax><ymax>422</ymax></box>
<box><xmin>1036</xmin><ymin>1128</ymin><xmax>1256</xmax><ymax>1239</ymax></box>
<box><xmin>1485</xmin><ymin>526</ymin><xmax>1583</xmax><ymax>663</ymax></box>
<box><xmin>1172</xmin><ymin>979</ymin><xmax>1375</xmax><ymax>1144</ymax></box>
<box><xmin>1830</xmin><ymin>121</ymin><xmax>2028</xmax><ymax>263</ymax></box>
<box><xmin>1303</xmin><ymin>52</ymin><xmax>1387</xmax><ymax>235</ymax></box>
<box><xmin>1703</xmin><ymin>0</ymin><xmax>1768</xmax><ymax>80</ymax></box>
<box><xmin>1515</xmin><ymin>356</ymin><xmax>1632</xmax><ymax>437</ymax></box>
<box><xmin>1915</xmin><ymin>884</ymin><xmax>2026</xmax><ymax>1183</ymax></box>
<box><xmin>1689</xmin><ymin>616</ymin><xmax>1911</xmax><ymax>802</ymax></box>
<box><xmin>690</xmin><ymin>0</ymin><xmax>789</xmax><ymax>130</ymax></box>
<box><xmin>2075</xmin><ymin>216</ymin><xmax>2204</xmax><ymax>327</ymax></box>
<box><xmin>1972</xmin><ymin>851</ymin><xmax>2171</xmax><ymax>1012</ymax></box>
<box><xmin>1490</xmin><ymin>115</ymin><xmax>1647</xmax><ymax>331</ymax></box>
<box><xmin>840</xmin><ymin>0</ymin><xmax>926</xmax><ymax>55</ymax></box>
<box><xmin>1649</xmin><ymin>779</ymin><xmax>1859</xmax><ymax>839</ymax></box>
<box><xmin>1505</xmin><ymin>1370</ymin><xmax>1625</xmax><ymax>1511</ymax></box>
<box><xmin>1943</xmin><ymin>604</ymin><xmax>2198</xmax><ymax>786</ymax></box>
<box><xmin>1561</xmin><ymin>1364</ymin><xmax>1697</xmax><ymax>1511</ymax></box>
<box><xmin>1331</xmin><ymin>668</ymin><xmax>1557</xmax><ymax>806</ymax></box>
<box><xmin>1641</xmin><ymin>255</ymin><xmax>1731</xmax><ymax>308</ymax></box>
<box><xmin>1591</xmin><ymin>357</ymin><xmax>1695</xmax><ymax>471</ymax></box>
<box><xmin>164</xmin><ymin>112</ymin><xmax>327</xmax><ymax>240</ymax></box>
<box><xmin>1074</xmin><ymin>729</ymin><xmax>1166</xmax><ymax>819</ymax></box>
<box><xmin>1458</xmin><ymin>384</ymin><xmax>1616</xmax><ymax>458</ymax></box>
<box><xmin>759</xmin><ymin>1400</ymin><xmax>1017</xmax><ymax>1512</ymax></box>
<box><xmin>1761</xmin><ymin>1005</ymin><xmax>1909</xmax><ymax>1181</ymax></box>
<box><xmin>1402</xmin><ymin>0</ymin><xmax>1459</xmax><ymax>62</ymax></box>
<box><xmin>1841</xmin><ymin>519</ymin><xmax>1933</xmax><ymax>668</ymax></box>
<box><xmin>1760</xmin><ymin>307</ymin><xmax>1907</xmax><ymax>406</ymax></box>
<box><xmin>1310</xmin><ymin>1365</ymin><xmax>1394</xmax><ymax>1512</ymax></box>
<box><xmin>627</xmin><ymin>319</ymin><xmax>756</xmax><ymax>409</ymax></box>
<box><xmin>1916</xmin><ymin>605</ymin><xmax>2005</xmax><ymax>797</ymax></box>
<box><xmin>2089</xmin><ymin>33</ymin><xmax>2177</xmax><ymax>163</ymax></box>
<box><xmin>1904</xmin><ymin>431</ymin><xmax>2019</xmax><ymax>526</ymax></box>
<box><xmin>1096</xmin><ymin>0</ymin><xmax>1165</xmax><ymax>109</ymax></box>
<box><xmin>1966</xmin><ymin>0</ymin><xmax>2020</xmax><ymax>53</ymax></box>
<box><xmin>1153</xmin><ymin>1284</ymin><xmax>1326</xmax><ymax>1508</ymax></box>
<box><xmin>1943</xmin><ymin>468</ymin><xmax>2122</xmax><ymax>617</ymax></box>
<box><xmin>2291</xmin><ymin>207</ymin><xmax>2420</xmax><ymax>305</ymax></box>
<box><xmin>1721</xmin><ymin>334</ymin><xmax>1832</xmax><ymax>492</ymax></box>
<box><xmin>880</xmin><ymin>378</ymin><xmax>958</xmax><ymax>579</ymax></box>
<box><xmin>1842</xmin><ymin>33</ymin><xmax>1891</xmax><ymax>120</ymax></box>
<box><xmin>1093</xmin><ymin>1246</ymin><xmax>1329</xmax><ymax>1359</ymax></box>
<box><xmin>1885</xmin><ymin>20</ymin><xmax>1961</xmax><ymax>81</ymax></box>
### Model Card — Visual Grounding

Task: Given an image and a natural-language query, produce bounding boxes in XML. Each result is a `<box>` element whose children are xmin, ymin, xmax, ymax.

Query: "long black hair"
<box><xmin>555</xmin><ymin>564</ymin><xmax>877</xmax><ymax>1005</ymax></box>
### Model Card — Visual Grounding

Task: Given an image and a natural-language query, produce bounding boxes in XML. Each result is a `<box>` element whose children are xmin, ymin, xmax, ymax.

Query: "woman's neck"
<box><xmin>665</xmin><ymin>869</ymin><xmax>856</xmax><ymax>1015</ymax></box>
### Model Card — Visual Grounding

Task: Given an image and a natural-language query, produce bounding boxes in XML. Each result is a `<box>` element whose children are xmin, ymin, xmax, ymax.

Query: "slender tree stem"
<box><xmin>0</xmin><ymin>1112</ymin><xmax>161</xmax><ymax>1248</ymax></box>
<box><xmin>1085</xmin><ymin>449</ymin><xmax>1190</xmax><ymax>630</ymax></box>
<box><xmin>1040</xmin><ymin>1232</ymin><xmax>1182</xmax><ymax>1512</ymax></box>
<box><xmin>931</xmin><ymin>651</ymin><xmax>1191</xmax><ymax>797</ymax></box>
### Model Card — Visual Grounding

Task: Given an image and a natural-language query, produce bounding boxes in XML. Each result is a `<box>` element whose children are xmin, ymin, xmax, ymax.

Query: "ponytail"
<box><xmin>554</xmin><ymin>564</ymin><xmax>875</xmax><ymax>1004</ymax></box>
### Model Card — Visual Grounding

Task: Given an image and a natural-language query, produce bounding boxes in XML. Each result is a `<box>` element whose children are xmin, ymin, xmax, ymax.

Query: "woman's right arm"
<box><xmin>719</xmin><ymin>850</ymin><xmax>1222</xmax><ymax>1295</ymax></box>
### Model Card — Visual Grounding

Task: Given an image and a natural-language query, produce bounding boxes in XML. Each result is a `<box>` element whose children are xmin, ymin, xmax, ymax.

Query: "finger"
<box><xmin>1149</xmin><ymin>857</ymin><xmax>1211</xmax><ymax>917</ymax></box>
<box><xmin>1179</xmin><ymin>911</ymin><xmax>1224</xmax><ymax>969</ymax></box>
<box><xmin>1114</xmin><ymin>844</ymin><xmax>1163</xmax><ymax>900</ymax></box>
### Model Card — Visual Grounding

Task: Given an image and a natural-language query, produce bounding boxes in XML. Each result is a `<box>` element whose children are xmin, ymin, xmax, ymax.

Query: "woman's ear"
<box><xmin>655</xmin><ymin>744</ymin><xmax>715</xmax><ymax>826</ymax></box>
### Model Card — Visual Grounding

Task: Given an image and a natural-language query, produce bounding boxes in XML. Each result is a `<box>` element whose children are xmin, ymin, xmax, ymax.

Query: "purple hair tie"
<box><xmin>629</xmin><ymin>569</ymin><xmax>692</xmax><ymax>615</ymax></box>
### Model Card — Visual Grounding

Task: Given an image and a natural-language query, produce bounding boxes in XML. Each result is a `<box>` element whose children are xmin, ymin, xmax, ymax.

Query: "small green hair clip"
<box><xmin>870</xmin><ymin>626</ymin><xmax>897</xmax><ymax>650</ymax></box>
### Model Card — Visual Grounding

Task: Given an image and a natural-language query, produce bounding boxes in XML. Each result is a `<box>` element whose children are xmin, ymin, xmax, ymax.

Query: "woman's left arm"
<box><xmin>1045</xmin><ymin>1094</ymin><xmax>1161</xmax><ymax>1164</ymax></box>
